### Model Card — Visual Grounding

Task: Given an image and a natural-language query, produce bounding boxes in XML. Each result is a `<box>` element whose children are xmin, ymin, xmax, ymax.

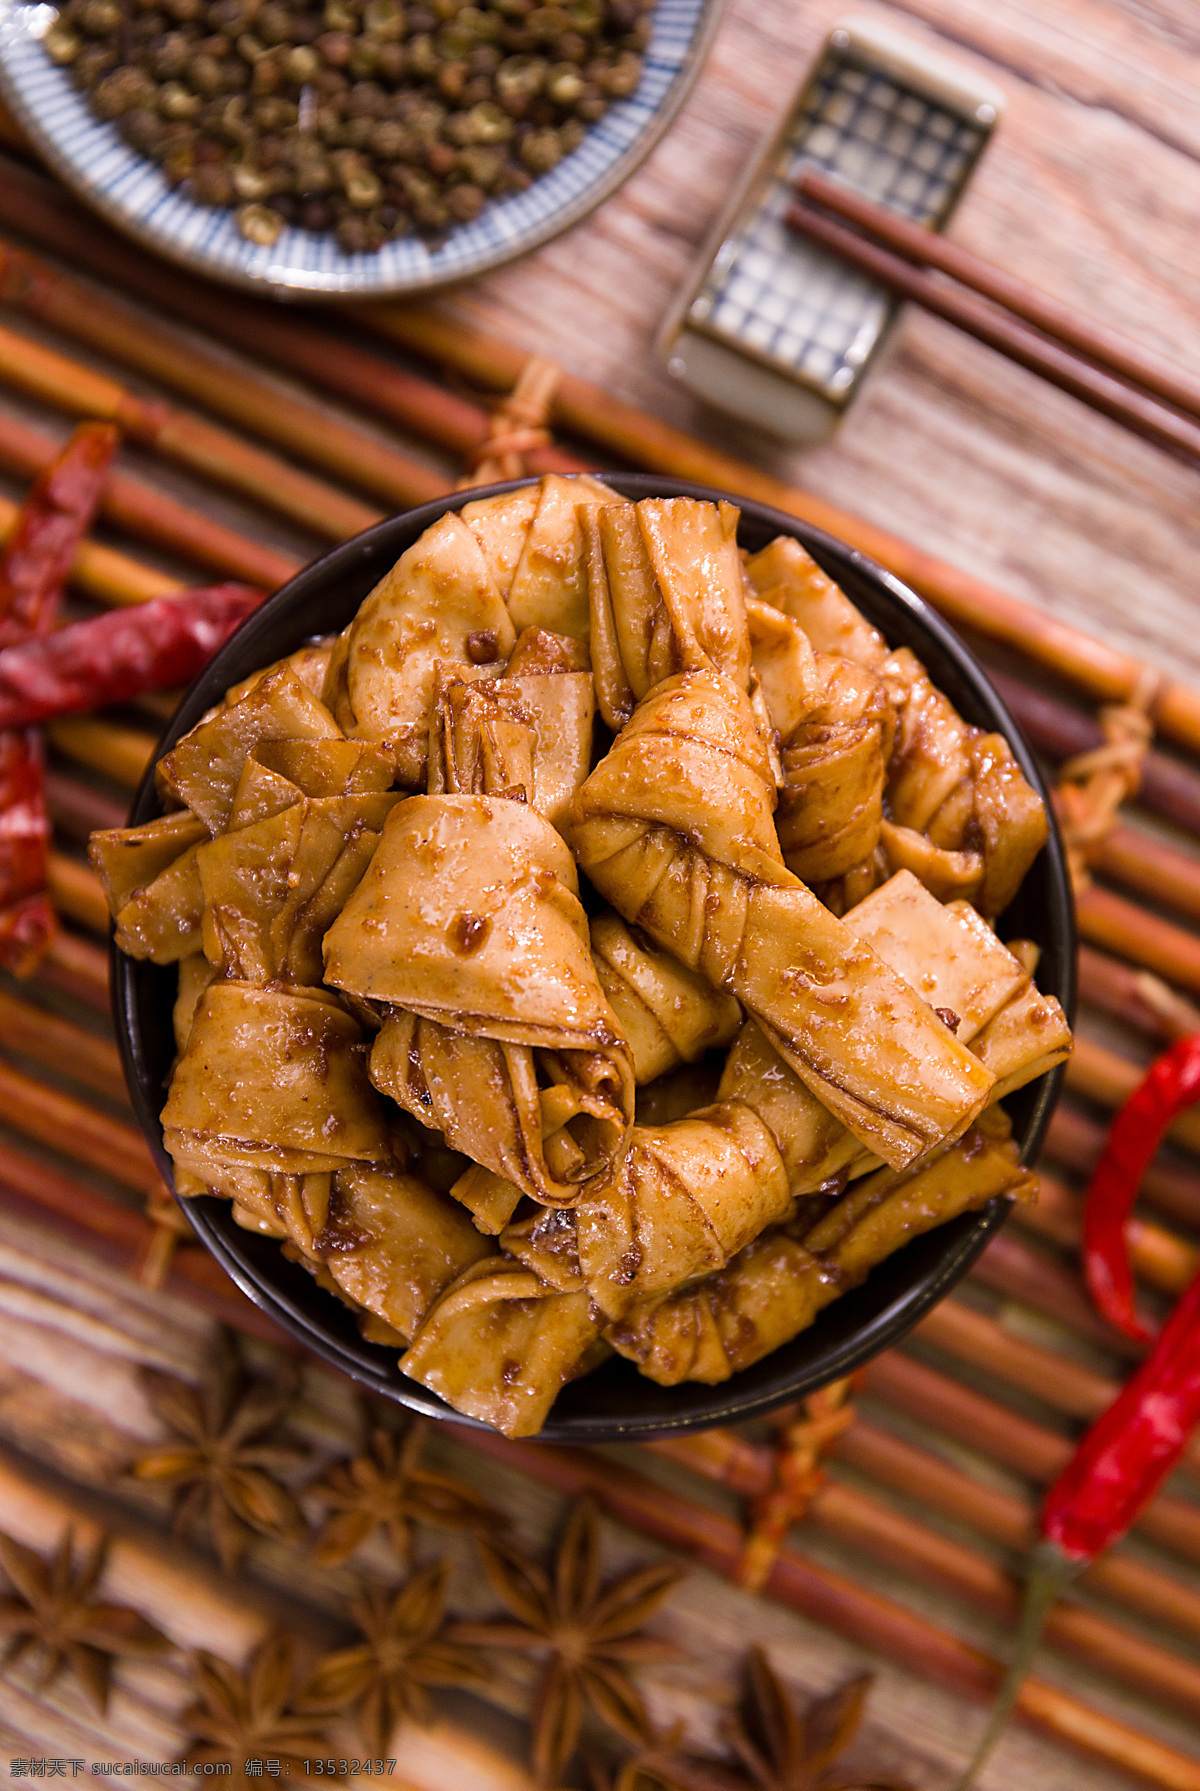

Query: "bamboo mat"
<box><xmin>0</xmin><ymin>120</ymin><xmax>1198</xmax><ymax>1791</ymax></box>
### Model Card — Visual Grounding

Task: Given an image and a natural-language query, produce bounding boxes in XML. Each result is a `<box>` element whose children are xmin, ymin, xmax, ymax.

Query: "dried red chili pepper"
<box><xmin>955</xmin><ymin>1037</ymin><xmax>1200</xmax><ymax>1787</ymax></box>
<box><xmin>0</xmin><ymin>422</ymin><xmax>118</xmax><ymax>647</ymax></box>
<box><xmin>1082</xmin><ymin>1034</ymin><xmax>1200</xmax><ymax>1344</ymax></box>
<box><xmin>0</xmin><ymin>583</ymin><xmax>261</xmax><ymax>729</ymax></box>
<box><xmin>0</xmin><ymin>421</ymin><xmax>118</xmax><ymax>973</ymax></box>
<box><xmin>0</xmin><ymin>728</ymin><xmax>55</xmax><ymax>976</ymax></box>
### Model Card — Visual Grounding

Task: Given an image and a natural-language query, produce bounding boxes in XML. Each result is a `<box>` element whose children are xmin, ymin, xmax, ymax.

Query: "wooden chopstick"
<box><xmin>796</xmin><ymin>168</ymin><xmax>1200</xmax><ymax>425</ymax></box>
<box><xmin>785</xmin><ymin>190</ymin><xmax>1200</xmax><ymax>468</ymax></box>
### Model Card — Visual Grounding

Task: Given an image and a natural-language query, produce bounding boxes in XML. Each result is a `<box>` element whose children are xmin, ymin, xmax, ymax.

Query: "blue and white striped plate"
<box><xmin>0</xmin><ymin>0</ymin><xmax>722</xmax><ymax>297</ymax></box>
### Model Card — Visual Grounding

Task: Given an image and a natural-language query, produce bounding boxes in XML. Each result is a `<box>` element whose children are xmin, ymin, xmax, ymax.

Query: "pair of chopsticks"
<box><xmin>787</xmin><ymin>169</ymin><xmax>1200</xmax><ymax>468</ymax></box>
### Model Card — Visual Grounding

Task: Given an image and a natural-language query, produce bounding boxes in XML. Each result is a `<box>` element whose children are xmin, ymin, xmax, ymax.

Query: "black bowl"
<box><xmin>114</xmin><ymin>474</ymin><xmax>1075</xmax><ymax>1440</ymax></box>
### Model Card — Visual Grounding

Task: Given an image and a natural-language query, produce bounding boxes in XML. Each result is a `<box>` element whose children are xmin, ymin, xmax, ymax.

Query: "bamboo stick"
<box><xmin>917</xmin><ymin>1299</ymin><xmax>1149</xmax><ymax>1433</ymax></box>
<box><xmin>0</xmin><ymin>239</ymin><xmax>448</xmax><ymax>518</ymax></box>
<box><xmin>661</xmin><ymin>1342</ymin><xmax>1200</xmax><ymax>1574</ymax></box>
<box><xmin>0</xmin><ymin>409</ymin><xmax>295</xmax><ymax>591</ymax></box>
<box><xmin>360</xmin><ymin>300</ymin><xmax>1200</xmax><ymax>762</ymax></box>
<box><xmin>1069</xmin><ymin>1036</ymin><xmax>1200</xmax><ymax>1155</ymax></box>
<box><xmin>1090</xmin><ymin>828</ymin><xmax>1200</xmax><ymax>929</ymax></box>
<box><xmin>0</xmin><ymin>1139</ymin><xmax>283</xmax><ymax>1344</ymax></box>
<box><xmin>654</xmin><ymin>1426</ymin><xmax>1200</xmax><ymax>1718</ymax></box>
<box><xmin>989</xmin><ymin>667</ymin><xmax>1200</xmax><ymax>839</ymax></box>
<box><xmin>1077</xmin><ymin>883</ymin><xmax>1200</xmax><ymax>1001</ymax></box>
<box><xmin>863</xmin><ymin>1349</ymin><xmax>1200</xmax><ymax>1565</ymax></box>
<box><xmin>802</xmin><ymin>1476</ymin><xmax>1200</xmax><ymax>1724</ymax></box>
<box><xmin>47</xmin><ymin>850</ymin><xmax>111</xmax><ymax>936</ymax></box>
<box><xmin>1077</xmin><ymin>945</ymin><xmax>1200</xmax><ymax>1046</ymax></box>
<box><xmin>47</xmin><ymin>717</ymin><xmax>155</xmax><ymax>788</ymax></box>
<box><xmin>654</xmin><ymin>1418</ymin><xmax>1200</xmax><ymax>1648</ymax></box>
<box><xmin>0</xmin><ymin>1055</ymin><xmax>161</xmax><ymax>1198</ymax></box>
<box><xmin>1044</xmin><ymin>1103</ymin><xmax>1200</xmax><ymax>1234</ymax></box>
<box><xmin>833</xmin><ymin>1422</ymin><xmax>1200</xmax><ymax>1646</ymax></box>
<box><xmin>0</xmin><ymin>1132</ymin><xmax>151</xmax><ymax>1259</ymax></box>
<box><xmin>0</xmin><ymin>317</ymin><xmax>384</xmax><ymax>543</ymax></box>
<box><xmin>968</xmin><ymin>1225</ymin><xmax>1136</xmax><ymax>1352</ymax></box>
<box><xmin>0</xmin><ymin>1095</ymin><xmax>355</xmax><ymax>1389</ymax></box>
<box><xmin>462</xmin><ymin>1431</ymin><xmax>1200</xmax><ymax>1791</ymax></box>
<box><xmin>39</xmin><ymin>927</ymin><xmax>110</xmax><ymax>1013</ymax></box>
<box><xmin>0</xmin><ymin>986</ymin><xmax>126</xmax><ymax>1105</ymax></box>
<box><xmin>0</xmin><ymin>160</ymin><xmax>582</xmax><ymax>484</ymax></box>
<box><xmin>44</xmin><ymin>770</ymin><xmax>128</xmax><ymax>840</ymax></box>
<box><xmin>1016</xmin><ymin>1167</ymin><xmax>1198</xmax><ymax>1297</ymax></box>
<box><xmin>0</xmin><ymin>200</ymin><xmax>569</xmax><ymax>479</ymax></box>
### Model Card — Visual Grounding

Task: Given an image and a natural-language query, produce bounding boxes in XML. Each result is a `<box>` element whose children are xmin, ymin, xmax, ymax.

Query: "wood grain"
<box><xmin>441</xmin><ymin>0</ymin><xmax>1200</xmax><ymax>685</ymax></box>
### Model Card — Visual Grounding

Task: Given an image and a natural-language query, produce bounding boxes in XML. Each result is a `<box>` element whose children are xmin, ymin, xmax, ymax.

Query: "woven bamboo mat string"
<box><xmin>136</xmin><ymin>1184</ymin><xmax>192</xmax><ymax>1290</ymax></box>
<box><xmin>737</xmin><ymin>1374</ymin><xmax>860</xmax><ymax>1593</ymax></box>
<box><xmin>455</xmin><ymin>355</ymin><xmax>562</xmax><ymax>488</ymax></box>
<box><xmin>1056</xmin><ymin>665</ymin><xmax>1163</xmax><ymax>891</ymax></box>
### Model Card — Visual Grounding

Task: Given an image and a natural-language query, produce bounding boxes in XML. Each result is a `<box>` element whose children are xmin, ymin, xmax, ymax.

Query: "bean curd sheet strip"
<box><xmin>590</xmin><ymin>909</ymin><xmax>742</xmax><ymax>1085</ymax></box>
<box><xmin>157</xmin><ymin>664</ymin><xmax>344</xmax><ymax>831</ymax></box>
<box><xmin>715</xmin><ymin>875</ymin><xmax>1070</xmax><ymax>1199</ymax></box>
<box><xmin>498</xmin><ymin>472</ymin><xmax>618</xmax><ymax>640</ymax></box>
<box><xmin>608</xmin><ymin>1110</ymin><xmax>1032</xmax><ymax>1386</ymax></box>
<box><xmin>746</xmin><ymin>541</ymin><xmax>1048</xmax><ymax>917</ymax></box>
<box><xmin>566</xmin><ymin>669</ymin><xmax>994</xmax><ymax>1168</ymax></box>
<box><xmin>883</xmin><ymin>649</ymin><xmax>1048</xmax><ymax>917</ymax></box>
<box><xmin>324</xmin><ymin>792</ymin><xmax>634</xmax><ymax>1205</ymax></box>
<box><xmin>554</xmin><ymin>867</ymin><xmax>1068</xmax><ymax>1321</ymax></box>
<box><xmin>323</xmin><ymin>509</ymin><xmax>516</xmax><ymax>787</ymax></box>
<box><xmin>399</xmin><ymin>1257</ymin><xmax>607</xmax><ymax>1438</ymax></box>
<box><xmin>776</xmin><ymin>654</ymin><xmax>895</xmax><ymax>886</ymax></box>
<box><xmin>745</xmin><ymin>536</ymin><xmax>889</xmax><ymax>672</ymax></box>
<box><xmin>570</xmin><ymin>1099</ymin><xmax>792</xmax><ymax>1319</ymax></box>
<box><xmin>304</xmin><ymin>1165</ymin><xmax>493</xmax><ymax>1344</ymax></box>
<box><xmin>91</xmin><ymin>808</ymin><xmax>208</xmax><ymax>964</ymax></box>
<box><xmin>587</xmin><ymin>496</ymin><xmax>750</xmax><ymax>729</ymax></box>
<box><xmin>427</xmin><ymin>654</ymin><xmax>595</xmax><ymax>832</ymax></box>
<box><xmin>325</xmin><ymin>478</ymin><xmax>617</xmax><ymax>790</ymax></box>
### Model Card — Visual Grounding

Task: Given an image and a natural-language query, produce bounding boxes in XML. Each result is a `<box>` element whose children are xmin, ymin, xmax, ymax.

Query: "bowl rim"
<box><xmin>0</xmin><ymin>0</ymin><xmax>725</xmax><ymax>299</ymax></box>
<box><xmin>112</xmin><ymin>471</ymin><xmax>1075</xmax><ymax>1439</ymax></box>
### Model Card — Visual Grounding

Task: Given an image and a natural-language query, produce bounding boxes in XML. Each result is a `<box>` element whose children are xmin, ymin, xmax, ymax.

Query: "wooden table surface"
<box><xmin>445</xmin><ymin>0</ymin><xmax>1200</xmax><ymax>690</ymax></box>
<box><xmin>0</xmin><ymin>5</ymin><xmax>1199</xmax><ymax>1789</ymax></box>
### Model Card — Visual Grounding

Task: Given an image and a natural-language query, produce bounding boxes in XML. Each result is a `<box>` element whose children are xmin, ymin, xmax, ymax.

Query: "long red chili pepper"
<box><xmin>955</xmin><ymin>1037</ymin><xmax>1200</xmax><ymax>1787</ymax></box>
<box><xmin>1082</xmin><ymin>1034</ymin><xmax>1200</xmax><ymax>1343</ymax></box>
<box><xmin>0</xmin><ymin>583</ymin><xmax>261</xmax><ymax>729</ymax></box>
<box><xmin>0</xmin><ymin>421</ymin><xmax>118</xmax><ymax>973</ymax></box>
<box><xmin>0</xmin><ymin>422</ymin><xmax>119</xmax><ymax>645</ymax></box>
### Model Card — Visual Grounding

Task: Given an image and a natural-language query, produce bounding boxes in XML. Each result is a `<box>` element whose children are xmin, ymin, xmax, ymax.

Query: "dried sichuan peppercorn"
<box><xmin>58</xmin><ymin>0</ymin><xmax>654</xmax><ymax>251</ymax></box>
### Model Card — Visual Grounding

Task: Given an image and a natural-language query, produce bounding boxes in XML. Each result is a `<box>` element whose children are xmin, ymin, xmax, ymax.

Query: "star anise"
<box><xmin>295</xmin><ymin>1560</ymin><xmax>490</xmax><ymax>1757</ymax></box>
<box><xmin>724</xmin><ymin>1648</ymin><xmax>912</xmax><ymax>1791</ymax></box>
<box><xmin>307</xmin><ymin>1418</ymin><xmax>496</xmax><ymax>1568</ymax></box>
<box><xmin>181</xmin><ymin>1632</ymin><xmax>331</xmax><ymax>1790</ymax></box>
<box><xmin>0</xmin><ymin>1526</ymin><xmax>167</xmax><ymax>1712</ymax></box>
<box><xmin>451</xmin><ymin>1496</ymin><xmax>686</xmax><ymax>1787</ymax></box>
<box><xmin>130</xmin><ymin>1328</ymin><xmax>308</xmax><ymax>1572</ymax></box>
<box><xmin>586</xmin><ymin>1726</ymin><xmax>742</xmax><ymax>1791</ymax></box>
